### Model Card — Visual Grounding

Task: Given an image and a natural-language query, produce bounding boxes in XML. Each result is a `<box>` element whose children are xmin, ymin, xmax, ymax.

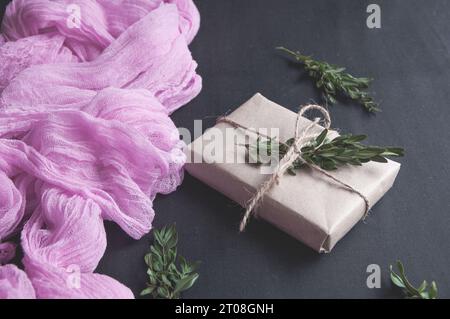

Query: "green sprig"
<box><xmin>141</xmin><ymin>225</ymin><xmax>199</xmax><ymax>299</ymax></box>
<box><xmin>277</xmin><ymin>47</ymin><xmax>379</xmax><ymax>112</ymax></box>
<box><xmin>390</xmin><ymin>260</ymin><xmax>438</xmax><ymax>299</ymax></box>
<box><xmin>247</xmin><ymin>129</ymin><xmax>404</xmax><ymax>174</ymax></box>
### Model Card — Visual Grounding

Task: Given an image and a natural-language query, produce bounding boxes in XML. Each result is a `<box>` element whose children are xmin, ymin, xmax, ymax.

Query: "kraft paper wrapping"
<box><xmin>185</xmin><ymin>93</ymin><xmax>401</xmax><ymax>252</ymax></box>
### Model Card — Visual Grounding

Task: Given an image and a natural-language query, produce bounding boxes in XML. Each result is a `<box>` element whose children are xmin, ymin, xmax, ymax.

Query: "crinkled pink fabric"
<box><xmin>0</xmin><ymin>264</ymin><xmax>36</xmax><ymax>298</ymax></box>
<box><xmin>0</xmin><ymin>0</ymin><xmax>201</xmax><ymax>299</ymax></box>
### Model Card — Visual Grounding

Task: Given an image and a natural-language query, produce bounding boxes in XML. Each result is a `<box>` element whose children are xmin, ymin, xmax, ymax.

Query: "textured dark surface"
<box><xmin>1</xmin><ymin>0</ymin><xmax>450</xmax><ymax>299</ymax></box>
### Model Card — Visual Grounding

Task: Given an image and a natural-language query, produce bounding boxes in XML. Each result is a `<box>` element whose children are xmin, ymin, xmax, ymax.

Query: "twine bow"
<box><xmin>217</xmin><ymin>104</ymin><xmax>370</xmax><ymax>232</ymax></box>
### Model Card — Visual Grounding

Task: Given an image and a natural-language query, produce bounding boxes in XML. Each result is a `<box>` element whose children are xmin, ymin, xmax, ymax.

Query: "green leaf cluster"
<box><xmin>141</xmin><ymin>225</ymin><xmax>199</xmax><ymax>299</ymax></box>
<box><xmin>277</xmin><ymin>47</ymin><xmax>379</xmax><ymax>112</ymax></box>
<box><xmin>390</xmin><ymin>261</ymin><xmax>438</xmax><ymax>299</ymax></box>
<box><xmin>248</xmin><ymin>129</ymin><xmax>404</xmax><ymax>174</ymax></box>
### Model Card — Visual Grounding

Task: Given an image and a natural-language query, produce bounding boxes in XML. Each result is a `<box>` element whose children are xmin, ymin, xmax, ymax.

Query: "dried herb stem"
<box><xmin>247</xmin><ymin>129</ymin><xmax>404</xmax><ymax>174</ymax></box>
<box><xmin>277</xmin><ymin>46</ymin><xmax>379</xmax><ymax>112</ymax></box>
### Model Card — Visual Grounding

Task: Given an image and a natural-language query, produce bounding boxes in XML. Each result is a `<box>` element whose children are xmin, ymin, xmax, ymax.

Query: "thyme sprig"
<box><xmin>247</xmin><ymin>129</ymin><xmax>404</xmax><ymax>174</ymax></box>
<box><xmin>390</xmin><ymin>261</ymin><xmax>438</xmax><ymax>299</ymax></box>
<box><xmin>277</xmin><ymin>47</ymin><xmax>379</xmax><ymax>113</ymax></box>
<box><xmin>141</xmin><ymin>225</ymin><xmax>199</xmax><ymax>299</ymax></box>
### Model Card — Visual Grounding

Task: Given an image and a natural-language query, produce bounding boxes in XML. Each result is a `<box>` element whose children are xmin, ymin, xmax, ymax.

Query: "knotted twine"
<box><xmin>217</xmin><ymin>104</ymin><xmax>370</xmax><ymax>232</ymax></box>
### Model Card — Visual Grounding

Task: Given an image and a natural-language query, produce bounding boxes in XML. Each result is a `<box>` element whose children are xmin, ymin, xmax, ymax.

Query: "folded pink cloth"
<box><xmin>0</xmin><ymin>0</ymin><xmax>201</xmax><ymax>299</ymax></box>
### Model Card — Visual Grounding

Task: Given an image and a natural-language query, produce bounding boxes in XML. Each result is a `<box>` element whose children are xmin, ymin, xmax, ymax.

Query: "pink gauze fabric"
<box><xmin>0</xmin><ymin>0</ymin><xmax>202</xmax><ymax>299</ymax></box>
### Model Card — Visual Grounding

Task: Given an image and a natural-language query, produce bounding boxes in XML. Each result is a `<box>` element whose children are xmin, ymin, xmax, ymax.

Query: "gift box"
<box><xmin>185</xmin><ymin>93</ymin><xmax>401</xmax><ymax>252</ymax></box>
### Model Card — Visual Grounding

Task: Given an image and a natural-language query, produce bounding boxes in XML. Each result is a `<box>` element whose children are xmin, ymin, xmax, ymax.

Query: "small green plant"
<box><xmin>390</xmin><ymin>260</ymin><xmax>438</xmax><ymax>299</ymax></box>
<box><xmin>141</xmin><ymin>225</ymin><xmax>199</xmax><ymax>299</ymax></box>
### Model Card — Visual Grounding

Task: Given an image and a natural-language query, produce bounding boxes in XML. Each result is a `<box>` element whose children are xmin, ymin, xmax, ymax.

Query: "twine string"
<box><xmin>217</xmin><ymin>104</ymin><xmax>370</xmax><ymax>232</ymax></box>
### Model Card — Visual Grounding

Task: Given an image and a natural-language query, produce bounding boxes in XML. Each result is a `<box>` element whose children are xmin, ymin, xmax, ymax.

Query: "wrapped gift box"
<box><xmin>185</xmin><ymin>93</ymin><xmax>401</xmax><ymax>252</ymax></box>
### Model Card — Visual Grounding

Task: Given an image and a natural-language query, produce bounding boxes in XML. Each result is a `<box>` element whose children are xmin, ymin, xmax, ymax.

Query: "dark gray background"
<box><xmin>1</xmin><ymin>0</ymin><xmax>449</xmax><ymax>299</ymax></box>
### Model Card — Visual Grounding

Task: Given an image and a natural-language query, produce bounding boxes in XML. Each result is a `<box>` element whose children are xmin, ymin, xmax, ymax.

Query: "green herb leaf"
<box><xmin>140</xmin><ymin>286</ymin><xmax>155</xmax><ymax>296</ymax></box>
<box><xmin>174</xmin><ymin>273</ymin><xmax>200</xmax><ymax>295</ymax></box>
<box><xmin>390</xmin><ymin>267</ymin><xmax>406</xmax><ymax>288</ymax></box>
<box><xmin>429</xmin><ymin>282</ymin><xmax>438</xmax><ymax>299</ymax></box>
<box><xmin>315</xmin><ymin>129</ymin><xmax>328</xmax><ymax>146</ymax></box>
<box><xmin>418</xmin><ymin>281</ymin><xmax>427</xmax><ymax>293</ymax></box>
